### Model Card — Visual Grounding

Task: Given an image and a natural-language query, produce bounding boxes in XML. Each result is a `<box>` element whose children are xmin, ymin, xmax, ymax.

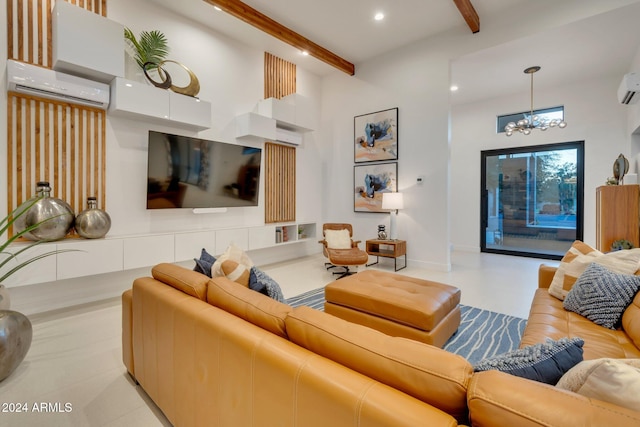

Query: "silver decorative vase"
<box><xmin>14</xmin><ymin>182</ymin><xmax>74</xmax><ymax>241</ymax></box>
<box><xmin>75</xmin><ymin>197</ymin><xmax>111</xmax><ymax>239</ymax></box>
<box><xmin>0</xmin><ymin>310</ymin><xmax>32</xmax><ymax>382</ymax></box>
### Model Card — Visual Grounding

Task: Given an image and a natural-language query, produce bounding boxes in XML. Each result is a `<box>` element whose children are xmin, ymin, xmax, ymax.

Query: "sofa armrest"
<box><xmin>468</xmin><ymin>370</ymin><xmax>640</xmax><ymax>427</ymax></box>
<box><xmin>538</xmin><ymin>264</ymin><xmax>557</xmax><ymax>289</ymax></box>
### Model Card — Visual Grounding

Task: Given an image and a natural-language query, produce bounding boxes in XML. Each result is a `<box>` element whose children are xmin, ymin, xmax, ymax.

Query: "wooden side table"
<box><xmin>365</xmin><ymin>239</ymin><xmax>407</xmax><ymax>271</ymax></box>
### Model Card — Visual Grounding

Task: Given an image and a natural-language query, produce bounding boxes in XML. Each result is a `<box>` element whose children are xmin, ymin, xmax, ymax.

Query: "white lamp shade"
<box><xmin>382</xmin><ymin>192</ymin><xmax>404</xmax><ymax>210</ymax></box>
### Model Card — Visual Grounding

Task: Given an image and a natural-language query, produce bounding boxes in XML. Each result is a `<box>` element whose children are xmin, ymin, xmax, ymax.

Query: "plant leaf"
<box><xmin>0</xmin><ymin>249</ymin><xmax>80</xmax><ymax>284</ymax></box>
<box><xmin>124</xmin><ymin>28</ymin><xmax>170</xmax><ymax>70</ymax></box>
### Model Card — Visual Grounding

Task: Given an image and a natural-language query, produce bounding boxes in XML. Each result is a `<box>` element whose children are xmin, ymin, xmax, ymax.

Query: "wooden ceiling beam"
<box><xmin>452</xmin><ymin>0</ymin><xmax>480</xmax><ymax>33</ymax></box>
<box><xmin>204</xmin><ymin>0</ymin><xmax>355</xmax><ymax>75</ymax></box>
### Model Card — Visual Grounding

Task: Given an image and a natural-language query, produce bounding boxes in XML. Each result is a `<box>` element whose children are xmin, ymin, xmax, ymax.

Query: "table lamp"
<box><xmin>382</xmin><ymin>192</ymin><xmax>403</xmax><ymax>240</ymax></box>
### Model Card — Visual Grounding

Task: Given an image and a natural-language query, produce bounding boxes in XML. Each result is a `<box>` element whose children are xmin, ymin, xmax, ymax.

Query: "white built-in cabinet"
<box><xmin>3</xmin><ymin>222</ymin><xmax>316</xmax><ymax>288</ymax></box>
<box><xmin>52</xmin><ymin>0</ymin><xmax>124</xmax><ymax>83</ymax></box>
<box><xmin>109</xmin><ymin>77</ymin><xmax>212</xmax><ymax>130</ymax></box>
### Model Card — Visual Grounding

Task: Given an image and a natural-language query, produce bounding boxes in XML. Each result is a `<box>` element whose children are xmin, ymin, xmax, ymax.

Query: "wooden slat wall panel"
<box><xmin>7</xmin><ymin>93</ymin><xmax>106</xmax><ymax>236</ymax></box>
<box><xmin>264</xmin><ymin>52</ymin><xmax>296</xmax><ymax>100</ymax></box>
<box><xmin>264</xmin><ymin>142</ymin><xmax>295</xmax><ymax>223</ymax></box>
<box><xmin>7</xmin><ymin>0</ymin><xmax>107</xmax><ymax>68</ymax></box>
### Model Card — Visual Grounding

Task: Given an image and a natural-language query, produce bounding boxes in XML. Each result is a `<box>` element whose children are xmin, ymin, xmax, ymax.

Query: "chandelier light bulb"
<box><xmin>558</xmin><ymin>121</ymin><xmax>567</xmax><ymax>128</ymax></box>
<box><xmin>523</xmin><ymin>129</ymin><xmax>531</xmax><ymax>135</ymax></box>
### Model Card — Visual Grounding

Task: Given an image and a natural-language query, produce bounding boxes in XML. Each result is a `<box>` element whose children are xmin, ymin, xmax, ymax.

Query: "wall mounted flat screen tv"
<box><xmin>146</xmin><ymin>131</ymin><xmax>262</xmax><ymax>209</ymax></box>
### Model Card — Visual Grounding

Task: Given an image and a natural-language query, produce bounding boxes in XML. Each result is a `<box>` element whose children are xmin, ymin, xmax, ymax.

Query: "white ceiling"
<box><xmin>147</xmin><ymin>0</ymin><xmax>640</xmax><ymax>105</ymax></box>
<box><xmin>148</xmin><ymin>0</ymin><xmax>530</xmax><ymax>76</ymax></box>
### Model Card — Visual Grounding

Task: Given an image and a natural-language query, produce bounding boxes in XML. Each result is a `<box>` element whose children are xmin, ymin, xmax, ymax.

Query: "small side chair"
<box><xmin>319</xmin><ymin>223</ymin><xmax>369</xmax><ymax>278</ymax></box>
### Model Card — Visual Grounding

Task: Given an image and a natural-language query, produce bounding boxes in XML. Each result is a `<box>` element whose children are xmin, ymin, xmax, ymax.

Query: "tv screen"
<box><xmin>146</xmin><ymin>131</ymin><xmax>262</xmax><ymax>209</ymax></box>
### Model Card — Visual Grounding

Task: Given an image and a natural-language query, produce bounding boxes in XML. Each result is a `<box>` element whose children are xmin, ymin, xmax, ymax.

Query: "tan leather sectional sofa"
<box><xmin>467</xmin><ymin>265</ymin><xmax>640</xmax><ymax>425</ymax></box>
<box><xmin>122</xmin><ymin>263</ymin><xmax>640</xmax><ymax>426</ymax></box>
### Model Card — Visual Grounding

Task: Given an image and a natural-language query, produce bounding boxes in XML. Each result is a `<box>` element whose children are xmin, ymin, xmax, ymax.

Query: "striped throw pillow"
<box><xmin>548</xmin><ymin>241</ymin><xmax>640</xmax><ymax>300</ymax></box>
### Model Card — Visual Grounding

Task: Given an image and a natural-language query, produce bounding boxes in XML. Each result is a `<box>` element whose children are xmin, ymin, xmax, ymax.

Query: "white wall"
<box><xmin>318</xmin><ymin>0</ymin><xmax>640</xmax><ymax>271</ymax></box>
<box><xmin>450</xmin><ymin>75</ymin><xmax>630</xmax><ymax>251</ymax></box>
<box><xmin>105</xmin><ymin>0</ymin><xmax>322</xmax><ymax>242</ymax></box>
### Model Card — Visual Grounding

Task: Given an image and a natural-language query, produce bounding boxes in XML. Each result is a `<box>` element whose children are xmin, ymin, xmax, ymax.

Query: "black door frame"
<box><xmin>480</xmin><ymin>141</ymin><xmax>584</xmax><ymax>260</ymax></box>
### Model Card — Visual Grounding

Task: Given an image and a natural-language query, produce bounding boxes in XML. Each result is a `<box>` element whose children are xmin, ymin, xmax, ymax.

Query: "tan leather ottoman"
<box><xmin>324</xmin><ymin>270</ymin><xmax>461</xmax><ymax>348</ymax></box>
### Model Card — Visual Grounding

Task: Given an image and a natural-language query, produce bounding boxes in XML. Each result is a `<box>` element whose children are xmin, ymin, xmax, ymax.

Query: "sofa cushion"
<box><xmin>193</xmin><ymin>248</ymin><xmax>216</xmax><ymax>277</ymax></box>
<box><xmin>549</xmin><ymin>240</ymin><xmax>640</xmax><ymax>300</ymax></box>
<box><xmin>152</xmin><ymin>263</ymin><xmax>209</xmax><ymax>300</ymax></box>
<box><xmin>207</xmin><ymin>276</ymin><xmax>291</xmax><ymax>338</ymax></box>
<box><xmin>623</xmin><ymin>292</ymin><xmax>640</xmax><ymax>349</ymax></box>
<box><xmin>556</xmin><ymin>358</ymin><xmax>640</xmax><ymax>411</ymax></box>
<box><xmin>248</xmin><ymin>267</ymin><xmax>285</xmax><ymax>302</ymax></box>
<box><xmin>285</xmin><ymin>305</ymin><xmax>473</xmax><ymax>422</ymax></box>
<box><xmin>473</xmin><ymin>337</ymin><xmax>584</xmax><ymax>385</ymax></box>
<box><xmin>211</xmin><ymin>243</ymin><xmax>254</xmax><ymax>278</ymax></box>
<box><xmin>324</xmin><ymin>229</ymin><xmax>351</xmax><ymax>249</ymax></box>
<box><xmin>563</xmin><ymin>263</ymin><xmax>640</xmax><ymax>329</ymax></box>
<box><xmin>221</xmin><ymin>260</ymin><xmax>250</xmax><ymax>287</ymax></box>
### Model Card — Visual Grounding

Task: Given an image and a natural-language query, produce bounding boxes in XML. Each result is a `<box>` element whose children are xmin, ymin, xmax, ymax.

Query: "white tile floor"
<box><xmin>0</xmin><ymin>251</ymin><xmax>556</xmax><ymax>426</ymax></box>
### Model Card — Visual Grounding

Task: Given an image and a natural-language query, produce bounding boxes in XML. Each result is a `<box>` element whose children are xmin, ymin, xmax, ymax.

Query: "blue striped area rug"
<box><xmin>286</xmin><ymin>288</ymin><xmax>527</xmax><ymax>363</ymax></box>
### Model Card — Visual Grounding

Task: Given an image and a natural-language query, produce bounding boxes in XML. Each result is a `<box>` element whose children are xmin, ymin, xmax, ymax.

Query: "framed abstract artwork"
<box><xmin>354</xmin><ymin>107</ymin><xmax>398</xmax><ymax>163</ymax></box>
<box><xmin>354</xmin><ymin>162</ymin><xmax>397</xmax><ymax>213</ymax></box>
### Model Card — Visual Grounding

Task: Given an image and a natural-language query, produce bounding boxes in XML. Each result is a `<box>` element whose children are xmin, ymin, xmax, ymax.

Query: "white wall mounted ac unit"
<box><xmin>6</xmin><ymin>59</ymin><xmax>110</xmax><ymax>109</ymax></box>
<box><xmin>618</xmin><ymin>72</ymin><xmax>640</xmax><ymax>105</ymax></box>
<box><xmin>275</xmin><ymin>127</ymin><xmax>302</xmax><ymax>146</ymax></box>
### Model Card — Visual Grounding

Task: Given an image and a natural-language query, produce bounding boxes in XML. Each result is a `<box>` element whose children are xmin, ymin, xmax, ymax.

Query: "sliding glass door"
<box><xmin>480</xmin><ymin>141</ymin><xmax>584</xmax><ymax>260</ymax></box>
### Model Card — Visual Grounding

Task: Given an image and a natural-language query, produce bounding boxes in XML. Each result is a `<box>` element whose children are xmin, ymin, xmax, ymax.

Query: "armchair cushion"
<box><xmin>324</xmin><ymin>229</ymin><xmax>352</xmax><ymax>249</ymax></box>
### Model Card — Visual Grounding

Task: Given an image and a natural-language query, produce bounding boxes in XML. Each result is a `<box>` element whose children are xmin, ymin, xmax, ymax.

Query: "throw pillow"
<box><xmin>211</xmin><ymin>243</ymin><xmax>253</xmax><ymax>278</ymax></box>
<box><xmin>249</xmin><ymin>267</ymin><xmax>285</xmax><ymax>303</ymax></box>
<box><xmin>324</xmin><ymin>229</ymin><xmax>352</xmax><ymax>249</ymax></box>
<box><xmin>473</xmin><ymin>337</ymin><xmax>584</xmax><ymax>385</ymax></box>
<box><xmin>548</xmin><ymin>240</ymin><xmax>640</xmax><ymax>301</ymax></box>
<box><xmin>556</xmin><ymin>358</ymin><xmax>640</xmax><ymax>411</ymax></box>
<box><xmin>563</xmin><ymin>262</ymin><xmax>640</xmax><ymax>329</ymax></box>
<box><xmin>193</xmin><ymin>248</ymin><xmax>216</xmax><ymax>277</ymax></box>
<box><xmin>221</xmin><ymin>260</ymin><xmax>250</xmax><ymax>287</ymax></box>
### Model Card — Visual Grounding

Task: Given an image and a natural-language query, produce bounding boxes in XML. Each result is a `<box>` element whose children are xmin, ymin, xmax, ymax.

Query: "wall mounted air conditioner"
<box><xmin>7</xmin><ymin>59</ymin><xmax>110</xmax><ymax>109</ymax></box>
<box><xmin>276</xmin><ymin>127</ymin><xmax>302</xmax><ymax>146</ymax></box>
<box><xmin>618</xmin><ymin>72</ymin><xmax>640</xmax><ymax>105</ymax></box>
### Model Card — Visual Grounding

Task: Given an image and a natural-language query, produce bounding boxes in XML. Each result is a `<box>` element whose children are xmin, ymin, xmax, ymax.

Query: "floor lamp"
<box><xmin>382</xmin><ymin>192</ymin><xmax>403</xmax><ymax>240</ymax></box>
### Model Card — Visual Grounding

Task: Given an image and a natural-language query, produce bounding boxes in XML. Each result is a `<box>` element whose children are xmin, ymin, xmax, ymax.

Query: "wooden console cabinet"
<box><xmin>596</xmin><ymin>185</ymin><xmax>640</xmax><ymax>251</ymax></box>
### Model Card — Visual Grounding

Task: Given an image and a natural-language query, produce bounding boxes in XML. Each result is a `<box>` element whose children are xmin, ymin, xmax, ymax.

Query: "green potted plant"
<box><xmin>124</xmin><ymin>27</ymin><xmax>170</xmax><ymax>71</ymax></box>
<box><xmin>0</xmin><ymin>197</ymin><xmax>77</xmax><ymax>307</ymax></box>
<box><xmin>611</xmin><ymin>239</ymin><xmax>634</xmax><ymax>251</ymax></box>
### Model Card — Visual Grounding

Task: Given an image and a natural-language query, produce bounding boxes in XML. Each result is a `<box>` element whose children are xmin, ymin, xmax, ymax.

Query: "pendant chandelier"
<box><xmin>504</xmin><ymin>66</ymin><xmax>567</xmax><ymax>136</ymax></box>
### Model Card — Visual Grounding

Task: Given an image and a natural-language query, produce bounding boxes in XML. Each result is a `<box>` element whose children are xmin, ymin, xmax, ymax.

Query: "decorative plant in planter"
<box><xmin>611</xmin><ymin>239</ymin><xmax>634</xmax><ymax>251</ymax></box>
<box><xmin>123</xmin><ymin>27</ymin><xmax>170</xmax><ymax>72</ymax></box>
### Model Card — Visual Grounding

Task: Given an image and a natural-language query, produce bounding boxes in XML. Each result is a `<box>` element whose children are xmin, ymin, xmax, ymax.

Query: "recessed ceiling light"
<box><xmin>214</xmin><ymin>6</ymin><xmax>222</xmax><ymax>11</ymax></box>
<box><xmin>301</xmin><ymin>50</ymin><xmax>309</xmax><ymax>56</ymax></box>
<box><xmin>450</xmin><ymin>85</ymin><xmax>459</xmax><ymax>92</ymax></box>
<box><xmin>374</xmin><ymin>12</ymin><xmax>384</xmax><ymax>21</ymax></box>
